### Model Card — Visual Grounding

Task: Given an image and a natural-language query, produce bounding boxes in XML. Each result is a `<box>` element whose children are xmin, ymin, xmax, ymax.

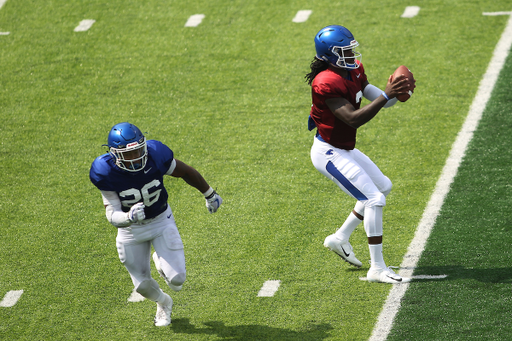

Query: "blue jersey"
<box><xmin>90</xmin><ymin>140</ymin><xmax>174</xmax><ymax>219</ymax></box>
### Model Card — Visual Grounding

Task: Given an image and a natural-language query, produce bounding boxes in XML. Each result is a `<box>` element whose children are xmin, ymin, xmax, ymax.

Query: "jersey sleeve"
<box><xmin>147</xmin><ymin>140</ymin><xmax>174</xmax><ymax>174</ymax></box>
<box><xmin>90</xmin><ymin>155</ymin><xmax>117</xmax><ymax>191</ymax></box>
<box><xmin>165</xmin><ymin>159</ymin><xmax>177</xmax><ymax>175</ymax></box>
<box><xmin>312</xmin><ymin>72</ymin><xmax>347</xmax><ymax>101</ymax></box>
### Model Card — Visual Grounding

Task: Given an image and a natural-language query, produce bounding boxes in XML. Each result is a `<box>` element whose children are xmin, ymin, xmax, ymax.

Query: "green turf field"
<box><xmin>0</xmin><ymin>0</ymin><xmax>511</xmax><ymax>340</ymax></box>
<box><xmin>387</xmin><ymin>38</ymin><xmax>512</xmax><ymax>341</ymax></box>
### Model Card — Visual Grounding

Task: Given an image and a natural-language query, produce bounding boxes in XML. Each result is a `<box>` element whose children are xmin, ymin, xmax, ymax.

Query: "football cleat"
<box><xmin>154</xmin><ymin>296</ymin><xmax>173</xmax><ymax>327</ymax></box>
<box><xmin>323</xmin><ymin>234</ymin><xmax>362</xmax><ymax>268</ymax></box>
<box><xmin>367</xmin><ymin>267</ymin><xmax>411</xmax><ymax>284</ymax></box>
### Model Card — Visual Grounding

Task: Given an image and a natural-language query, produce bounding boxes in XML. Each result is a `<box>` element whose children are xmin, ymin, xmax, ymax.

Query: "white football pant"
<box><xmin>116</xmin><ymin>205</ymin><xmax>186</xmax><ymax>300</ymax></box>
<box><xmin>311</xmin><ymin>136</ymin><xmax>392</xmax><ymax>237</ymax></box>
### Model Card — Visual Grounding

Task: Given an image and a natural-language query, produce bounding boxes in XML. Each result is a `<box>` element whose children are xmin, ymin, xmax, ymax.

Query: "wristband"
<box><xmin>381</xmin><ymin>92</ymin><xmax>390</xmax><ymax>101</ymax></box>
<box><xmin>203</xmin><ymin>187</ymin><xmax>214</xmax><ymax>198</ymax></box>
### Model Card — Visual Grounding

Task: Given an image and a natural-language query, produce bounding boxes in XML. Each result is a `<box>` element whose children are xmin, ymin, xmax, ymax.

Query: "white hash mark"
<box><xmin>0</xmin><ymin>290</ymin><xmax>24</xmax><ymax>307</ymax></box>
<box><xmin>185</xmin><ymin>14</ymin><xmax>205</xmax><ymax>27</ymax></box>
<box><xmin>292</xmin><ymin>10</ymin><xmax>312</xmax><ymax>23</ymax></box>
<box><xmin>401</xmin><ymin>6</ymin><xmax>420</xmax><ymax>18</ymax></box>
<box><xmin>257</xmin><ymin>280</ymin><xmax>281</xmax><ymax>297</ymax></box>
<box><xmin>127</xmin><ymin>289</ymin><xmax>145</xmax><ymax>302</ymax></box>
<box><xmin>74</xmin><ymin>19</ymin><xmax>96</xmax><ymax>32</ymax></box>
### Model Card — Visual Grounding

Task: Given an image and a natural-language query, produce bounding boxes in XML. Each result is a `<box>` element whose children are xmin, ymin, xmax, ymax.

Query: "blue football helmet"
<box><xmin>107</xmin><ymin>122</ymin><xmax>147</xmax><ymax>172</ymax></box>
<box><xmin>314</xmin><ymin>25</ymin><xmax>361</xmax><ymax>69</ymax></box>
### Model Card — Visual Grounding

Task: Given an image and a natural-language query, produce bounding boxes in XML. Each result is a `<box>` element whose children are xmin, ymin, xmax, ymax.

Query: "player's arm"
<box><xmin>363</xmin><ymin>82</ymin><xmax>398</xmax><ymax>108</ymax></box>
<box><xmin>169</xmin><ymin>159</ymin><xmax>223</xmax><ymax>213</ymax></box>
<box><xmin>101</xmin><ymin>190</ymin><xmax>145</xmax><ymax>227</ymax></box>
<box><xmin>326</xmin><ymin>75</ymin><xmax>408</xmax><ymax>128</ymax></box>
<box><xmin>169</xmin><ymin>159</ymin><xmax>210</xmax><ymax>192</ymax></box>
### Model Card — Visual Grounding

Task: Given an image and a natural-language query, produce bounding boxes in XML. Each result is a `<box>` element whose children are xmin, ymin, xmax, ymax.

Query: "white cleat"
<box><xmin>152</xmin><ymin>252</ymin><xmax>165</xmax><ymax>278</ymax></box>
<box><xmin>367</xmin><ymin>267</ymin><xmax>411</xmax><ymax>284</ymax></box>
<box><xmin>154</xmin><ymin>296</ymin><xmax>173</xmax><ymax>327</ymax></box>
<box><xmin>323</xmin><ymin>234</ymin><xmax>362</xmax><ymax>268</ymax></box>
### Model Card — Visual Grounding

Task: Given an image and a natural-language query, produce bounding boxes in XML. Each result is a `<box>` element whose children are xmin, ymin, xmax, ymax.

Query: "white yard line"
<box><xmin>410</xmin><ymin>275</ymin><xmax>448</xmax><ymax>280</ymax></box>
<box><xmin>360</xmin><ymin>274</ymin><xmax>448</xmax><ymax>281</ymax></box>
<box><xmin>1</xmin><ymin>0</ymin><xmax>8</xmax><ymax>34</ymax></box>
<box><xmin>74</xmin><ymin>19</ymin><xmax>96</xmax><ymax>32</ymax></box>
<box><xmin>185</xmin><ymin>14</ymin><xmax>205</xmax><ymax>27</ymax></box>
<box><xmin>483</xmin><ymin>11</ymin><xmax>512</xmax><ymax>16</ymax></box>
<box><xmin>292</xmin><ymin>10</ymin><xmax>312</xmax><ymax>23</ymax></box>
<box><xmin>257</xmin><ymin>280</ymin><xmax>281</xmax><ymax>297</ymax></box>
<box><xmin>0</xmin><ymin>290</ymin><xmax>24</xmax><ymax>307</ymax></box>
<box><xmin>401</xmin><ymin>6</ymin><xmax>420</xmax><ymax>18</ymax></box>
<box><xmin>369</xmin><ymin>12</ymin><xmax>512</xmax><ymax>341</ymax></box>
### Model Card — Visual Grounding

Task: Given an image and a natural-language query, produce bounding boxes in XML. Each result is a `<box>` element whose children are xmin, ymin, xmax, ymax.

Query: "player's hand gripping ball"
<box><xmin>391</xmin><ymin>65</ymin><xmax>416</xmax><ymax>102</ymax></box>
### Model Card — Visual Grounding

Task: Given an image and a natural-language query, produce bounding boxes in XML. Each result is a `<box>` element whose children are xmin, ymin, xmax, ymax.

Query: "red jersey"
<box><xmin>310</xmin><ymin>62</ymin><xmax>368</xmax><ymax>150</ymax></box>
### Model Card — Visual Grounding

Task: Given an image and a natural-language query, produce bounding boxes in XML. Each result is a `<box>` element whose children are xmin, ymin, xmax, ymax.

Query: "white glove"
<box><xmin>205</xmin><ymin>191</ymin><xmax>222</xmax><ymax>214</ymax></box>
<box><xmin>128</xmin><ymin>202</ymin><xmax>146</xmax><ymax>223</ymax></box>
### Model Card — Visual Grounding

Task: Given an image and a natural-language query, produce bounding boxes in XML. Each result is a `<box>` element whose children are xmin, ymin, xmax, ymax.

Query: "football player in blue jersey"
<box><xmin>90</xmin><ymin>122</ymin><xmax>222</xmax><ymax>326</ymax></box>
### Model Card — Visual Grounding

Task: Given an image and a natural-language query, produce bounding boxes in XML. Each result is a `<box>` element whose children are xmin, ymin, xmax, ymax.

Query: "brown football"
<box><xmin>391</xmin><ymin>65</ymin><xmax>416</xmax><ymax>102</ymax></box>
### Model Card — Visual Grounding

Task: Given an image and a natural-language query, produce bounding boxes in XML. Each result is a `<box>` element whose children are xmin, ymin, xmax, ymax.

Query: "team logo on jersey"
<box><xmin>326</xmin><ymin>149</ymin><xmax>334</xmax><ymax>155</ymax></box>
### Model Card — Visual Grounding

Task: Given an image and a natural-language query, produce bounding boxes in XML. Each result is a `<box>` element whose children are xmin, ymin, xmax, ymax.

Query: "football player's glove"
<box><xmin>128</xmin><ymin>202</ymin><xmax>146</xmax><ymax>222</ymax></box>
<box><xmin>205</xmin><ymin>191</ymin><xmax>222</xmax><ymax>214</ymax></box>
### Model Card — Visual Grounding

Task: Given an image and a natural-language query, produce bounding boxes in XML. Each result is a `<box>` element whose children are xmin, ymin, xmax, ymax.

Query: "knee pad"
<box><xmin>167</xmin><ymin>273</ymin><xmax>186</xmax><ymax>292</ymax></box>
<box><xmin>381</xmin><ymin>177</ymin><xmax>392</xmax><ymax>197</ymax></box>
<box><xmin>363</xmin><ymin>192</ymin><xmax>386</xmax><ymax>208</ymax></box>
<box><xmin>136</xmin><ymin>278</ymin><xmax>161</xmax><ymax>301</ymax></box>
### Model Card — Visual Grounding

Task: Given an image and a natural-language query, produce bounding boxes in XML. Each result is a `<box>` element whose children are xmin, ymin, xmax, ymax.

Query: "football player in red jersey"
<box><xmin>306</xmin><ymin>25</ymin><xmax>412</xmax><ymax>283</ymax></box>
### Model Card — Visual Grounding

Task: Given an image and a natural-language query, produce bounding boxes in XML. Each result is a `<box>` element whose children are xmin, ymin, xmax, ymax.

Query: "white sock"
<box><xmin>353</xmin><ymin>201</ymin><xmax>365</xmax><ymax>216</ymax></box>
<box><xmin>334</xmin><ymin>212</ymin><xmax>362</xmax><ymax>241</ymax></box>
<box><xmin>369</xmin><ymin>244</ymin><xmax>387</xmax><ymax>270</ymax></box>
<box><xmin>156</xmin><ymin>290</ymin><xmax>172</xmax><ymax>307</ymax></box>
<box><xmin>334</xmin><ymin>201</ymin><xmax>365</xmax><ymax>241</ymax></box>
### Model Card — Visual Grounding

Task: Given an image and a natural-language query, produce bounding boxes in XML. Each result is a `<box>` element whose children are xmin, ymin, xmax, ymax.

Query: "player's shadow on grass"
<box><xmin>171</xmin><ymin>318</ymin><xmax>333</xmax><ymax>340</ymax></box>
<box><xmin>412</xmin><ymin>265</ymin><xmax>512</xmax><ymax>283</ymax></box>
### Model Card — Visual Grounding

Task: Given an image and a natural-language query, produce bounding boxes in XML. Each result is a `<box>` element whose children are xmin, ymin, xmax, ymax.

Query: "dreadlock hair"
<box><xmin>305</xmin><ymin>57</ymin><xmax>329</xmax><ymax>86</ymax></box>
